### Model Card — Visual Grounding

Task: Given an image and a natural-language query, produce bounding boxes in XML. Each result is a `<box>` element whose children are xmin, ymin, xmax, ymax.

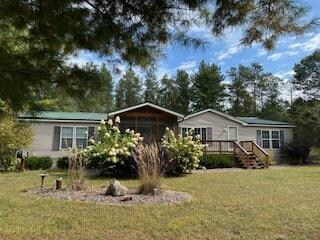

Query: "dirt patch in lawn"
<box><xmin>26</xmin><ymin>187</ymin><xmax>192</xmax><ymax>206</ymax></box>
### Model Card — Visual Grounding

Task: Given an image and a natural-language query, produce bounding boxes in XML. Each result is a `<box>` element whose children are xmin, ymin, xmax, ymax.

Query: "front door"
<box><xmin>228</xmin><ymin>126</ymin><xmax>238</xmax><ymax>151</ymax></box>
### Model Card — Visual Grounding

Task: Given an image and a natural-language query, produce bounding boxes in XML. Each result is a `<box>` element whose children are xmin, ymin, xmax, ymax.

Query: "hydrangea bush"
<box><xmin>161</xmin><ymin>128</ymin><xmax>205</xmax><ymax>175</ymax></box>
<box><xmin>82</xmin><ymin>116</ymin><xmax>144</xmax><ymax>170</ymax></box>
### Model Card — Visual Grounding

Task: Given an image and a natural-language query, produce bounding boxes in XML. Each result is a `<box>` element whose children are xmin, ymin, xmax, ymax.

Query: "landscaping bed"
<box><xmin>27</xmin><ymin>187</ymin><xmax>191</xmax><ymax>206</ymax></box>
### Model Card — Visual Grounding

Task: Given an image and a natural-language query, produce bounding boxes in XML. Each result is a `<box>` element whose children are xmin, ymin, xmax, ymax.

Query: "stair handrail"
<box><xmin>252</xmin><ymin>141</ymin><xmax>269</xmax><ymax>168</ymax></box>
<box><xmin>233</xmin><ymin>141</ymin><xmax>251</xmax><ymax>168</ymax></box>
<box><xmin>233</xmin><ymin>141</ymin><xmax>250</xmax><ymax>155</ymax></box>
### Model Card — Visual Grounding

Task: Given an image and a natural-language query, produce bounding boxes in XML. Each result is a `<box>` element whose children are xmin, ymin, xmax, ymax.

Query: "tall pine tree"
<box><xmin>144</xmin><ymin>70</ymin><xmax>159</xmax><ymax>104</ymax></box>
<box><xmin>175</xmin><ymin>70</ymin><xmax>191</xmax><ymax>115</ymax></box>
<box><xmin>192</xmin><ymin>61</ymin><xmax>226</xmax><ymax>111</ymax></box>
<box><xmin>115</xmin><ymin>69</ymin><xmax>142</xmax><ymax>109</ymax></box>
<box><xmin>158</xmin><ymin>74</ymin><xmax>178</xmax><ymax>110</ymax></box>
<box><xmin>227</xmin><ymin>66</ymin><xmax>254</xmax><ymax>116</ymax></box>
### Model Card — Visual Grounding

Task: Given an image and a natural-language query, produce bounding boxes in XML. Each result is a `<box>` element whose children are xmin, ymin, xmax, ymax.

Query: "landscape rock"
<box><xmin>105</xmin><ymin>179</ymin><xmax>129</xmax><ymax>196</ymax></box>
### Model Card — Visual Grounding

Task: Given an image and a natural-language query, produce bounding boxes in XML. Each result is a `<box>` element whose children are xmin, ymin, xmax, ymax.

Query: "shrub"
<box><xmin>57</xmin><ymin>157</ymin><xmax>69</xmax><ymax>169</ymax></box>
<box><xmin>282</xmin><ymin>142</ymin><xmax>312</xmax><ymax>165</ymax></box>
<box><xmin>26</xmin><ymin>156</ymin><xmax>53</xmax><ymax>170</ymax></box>
<box><xmin>83</xmin><ymin>117</ymin><xmax>143</xmax><ymax>171</ymax></box>
<box><xmin>0</xmin><ymin>114</ymin><xmax>33</xmax><ymax>171</ymax></box>
<box><xmin>132</xmin><ymin>142</ymin><xmax>172</xmax><ymax>194</ymax></box>
<box><xmin>162</xmin><ymin>128</ymin><xmax>205</xmax><ymax>176</ymax></box>
<box><xmin>87</xmin><ymin>155</ymin><xmax>136</xmax><ymax>177</ymax></box>
<box><xmin>200</xmin><ymin>154</ymin><xmax>235</xmax><ymax>169</ymax></box>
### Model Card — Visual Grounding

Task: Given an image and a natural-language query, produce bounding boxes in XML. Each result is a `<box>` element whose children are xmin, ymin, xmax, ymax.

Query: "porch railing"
<box><xmin>202</xmin><ymin>140</ymin><xmax>236</xmax><ymax>154</ymax></box>
<box><xmin>240</xmin><ymin>140</ymin><xmax>269</xmax><ymax>168</ymax></box>
<box><xmin>202</xmin><ymin>140</ymin><xmax>251</xmax><ymax>167</ymax></box>
<box><xmin>202</xmin><ymin>140</ymin><xmax>269</xmax><ymax>169</ymax></box>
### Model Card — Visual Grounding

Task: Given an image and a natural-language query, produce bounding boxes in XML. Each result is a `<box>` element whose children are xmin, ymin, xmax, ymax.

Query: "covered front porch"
<box><xmin>108</xmin><ymin>102</ymin><xmax>184</xmax><ymax>141</ymax></box>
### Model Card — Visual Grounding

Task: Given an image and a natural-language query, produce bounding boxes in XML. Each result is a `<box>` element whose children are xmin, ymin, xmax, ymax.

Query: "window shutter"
<box><xmin>206</xmin><ymin>127</ymin><xmax>212</xmax><ymax>140</ymax></box>
<box><xmin>88</xmin><ymin>126</ymin><xmax>95</xmax><ymax>139</ymax></box>
<box><xmin>52</xmin><ymin>126</ymin><xmax>61</xmax><ymax>151</ymax></box>
<box><xmin>178</xmin><ymin>127</ymin><xmax>181</xmax><ymax>135</ymax></box>
<box><xmin>256</xmin><ymin>130</ymin><xmax>262</xmax><ymax>146</ymax></box>
<box><xmin>280</xmin><ymin>130</ymin><xmax>285</xmax><ymax>147</ymax></box>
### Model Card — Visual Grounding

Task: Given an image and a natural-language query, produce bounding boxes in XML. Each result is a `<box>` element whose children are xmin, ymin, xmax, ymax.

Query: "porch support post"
<box><xmin>156</xmin><ymin>116</ymin><xmax>159</xmax><ymax>140</ymax></box>
<box><xmin>135</xmin><ymin>116</ymin><xmax>138</xmax><ymax>132</ymax></box>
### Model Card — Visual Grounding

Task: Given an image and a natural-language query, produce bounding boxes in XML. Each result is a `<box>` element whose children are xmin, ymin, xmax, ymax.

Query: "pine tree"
<box><xmin>115</xmin><ymin>69</ymin><xmax>142</xmax><ymax>109</ymax></box>
<box><xmin>293</xmin><ymin>49</ymin><xmax>320</xmax><ymax>100</ymax></box>
<box><xmin>144</xmin><ymin>70</ymin><xmax>159</xmax><ymax>104</ymax></box>
<box><xmin>158</xmin><ymin>75</ymin><xmax>178</xmax><ymax>110</ymax></box>
<box><xmin>258</xmin><ymin>75</ymin><xmax>287</xmax><ymax>121</ymax></box>
<box><xmin>227</xmin><ymin>66</ymin><xmax>254</xmax><ymax>116</ymax></box>
<box><xmin>191</xmin><ymin>61</ymin><xmax>226</xmax><ymax>111</ymax></box>
<box><xmin>0</xmin><ymin>1</ymin><xmax>312</xmax><ymax>111</ymax></box>
<box><xmin>175</xmin><ymin>70</ymin><xmax>191</xmax><ymax>115</ymax></box>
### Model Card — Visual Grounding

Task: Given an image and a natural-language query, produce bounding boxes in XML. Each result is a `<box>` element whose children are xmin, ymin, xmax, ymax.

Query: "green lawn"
<box><xmin>1</xmin><ymin>167</ymin><xmax>320</xmax><ymax>240</ymax></box>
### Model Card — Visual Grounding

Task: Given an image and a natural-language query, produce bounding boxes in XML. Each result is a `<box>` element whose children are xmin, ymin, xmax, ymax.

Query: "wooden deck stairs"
<box><xmin>202</xmin><ymin>140</ymin><xmax>269</xmax><ymax>169</ymax></box>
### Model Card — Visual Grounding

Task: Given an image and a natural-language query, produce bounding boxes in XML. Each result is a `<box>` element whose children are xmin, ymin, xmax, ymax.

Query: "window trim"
<box><xmin>60</xmin><ymin>126</ymin><xmax>89</xmax><ymax>150</ymax></box>
<box><xmin>260</xmin><ymin>129</ymin><xmax>281</xmax><ymax>149</ymax></box>
<box><xmin>180</xmin><ymin>127</ymin><xmax>208</xmax><ymax>141</ymax></box>
<box><xmin>227</xmin><ymin>126</ymin><xmax>239</xmax><ymax>141</ymax></box>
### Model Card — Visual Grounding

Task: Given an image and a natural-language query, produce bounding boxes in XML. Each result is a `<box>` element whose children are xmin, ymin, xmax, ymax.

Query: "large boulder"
<box><xmin>105</xmin><ymin>179</ymin><xmax>129</xmax><ymax>196</ymax></box>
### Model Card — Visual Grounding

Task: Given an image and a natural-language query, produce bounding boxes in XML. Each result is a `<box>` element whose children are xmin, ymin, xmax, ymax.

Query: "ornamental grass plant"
<box><xmin>132</xmin><ymin>142</ymin><xmax>173</xmax><ymax>194</ymax></box>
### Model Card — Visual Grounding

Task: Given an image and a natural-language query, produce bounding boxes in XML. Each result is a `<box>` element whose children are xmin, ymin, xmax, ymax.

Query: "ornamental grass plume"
<box><xmin>67</xmin><ymin>148</ymin><xmax>87</xmax><ymax>190</ymax></box>
<box><xmin>132</xmin><ymin>142</ymin><xmax>173</xmax><ymax>195</ymax></box>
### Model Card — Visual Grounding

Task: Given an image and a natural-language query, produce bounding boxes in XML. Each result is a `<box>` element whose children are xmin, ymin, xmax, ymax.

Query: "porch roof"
<box><xmin>236</xmin><ymin>117</ymin><xmax>291</xmax><ymax>126</ymax></box>
<box><xmin>108</xmin><ymin>102</ymin><xmax>184</xmax><ymax>118</ymax></box>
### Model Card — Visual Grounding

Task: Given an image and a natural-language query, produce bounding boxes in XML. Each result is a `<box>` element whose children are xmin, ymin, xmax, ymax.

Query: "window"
<box><xmin>76</xmin><ymin>127</ymin><xmax>88</xmax><ymax>148</ymax></box>
<box><xmin>271</xmin><ymin>130</ymin><xmax>280</xmax><ymax>149</ymax></box>
<box><xmin>180</xmin><ymin>127</ymin><xmax>207</xmax><ymax>141</ymax></box>
<box><xmin>228</xmin><ymin>127</ymin><xmax>238</xmax><ymax>140</ymax></box>
<box><xmin>61</xmin><ymin>127</ymin><xmax>73</xmax><ymax>149</ymax></box>
<box><xmin>261</xmin><ymin>130</ymin><xmax>280</xmax><ymax>149</ymax></box>
<box><xmin>60</xmin><ymin>126</ymin><xmax>88</xmax><ymax>149</ymax></box>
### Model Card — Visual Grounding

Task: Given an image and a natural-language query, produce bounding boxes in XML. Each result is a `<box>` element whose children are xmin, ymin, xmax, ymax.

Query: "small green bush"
<box><xmin>200</xmin><ymin>154</ymin><xmax>235</xmax><ymax>169</ymax></box>
<box><xmin>57</xmin><ymin>157</ymin><xmax>69</xmax><ymax>169</ymax></box>
<box><xmin>0</xmin><ymin>113</ymin><xmax>33</xmax><ymax>171</ymax></box>
<box><xmin>26</xmin><ymin>156</ymin><xmax>52</xmax><ymax>170</ymax></box>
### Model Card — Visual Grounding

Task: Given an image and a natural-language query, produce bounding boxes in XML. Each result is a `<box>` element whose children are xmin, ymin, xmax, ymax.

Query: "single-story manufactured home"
<box><xmin>19</xmin><ymin>102</ymin><xmax>294</xmax><ymax>166</ymax></box>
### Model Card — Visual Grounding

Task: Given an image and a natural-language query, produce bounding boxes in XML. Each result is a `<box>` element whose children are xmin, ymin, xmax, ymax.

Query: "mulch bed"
<box><xmin>26</xmin><ymin>187</ymin><xmax>192</xmax><ymax>206</ymax></box>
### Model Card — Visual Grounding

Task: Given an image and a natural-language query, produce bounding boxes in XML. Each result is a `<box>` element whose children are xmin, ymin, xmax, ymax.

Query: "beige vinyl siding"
<box><xmin>26</xmin><ymin>121</ymin><xmax>99</xmax><ymax>159</ymax></box>
<box><xmin>179</xmin><ymin>111</ymin><xmax>294</xmax><ymax>159</ymax></box>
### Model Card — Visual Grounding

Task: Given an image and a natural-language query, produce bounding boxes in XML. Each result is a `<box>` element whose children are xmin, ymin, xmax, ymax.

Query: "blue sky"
<box><xmin>70</xmin><ymin>0</ymin><xmax>319</xmax><ymax>99</ymax></box>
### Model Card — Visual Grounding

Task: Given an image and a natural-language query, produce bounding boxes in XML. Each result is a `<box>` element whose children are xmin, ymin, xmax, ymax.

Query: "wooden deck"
<box><xmin>202</xmin><ymin>140</ymin><xmax>270</xmax><ymax>169</ymax></box>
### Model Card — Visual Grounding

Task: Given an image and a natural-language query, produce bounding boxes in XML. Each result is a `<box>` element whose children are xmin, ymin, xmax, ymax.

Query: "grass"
<box><xmin>0</xmin><ymin>167</ymin><xmax>320</xmax><ymax>240</ymax></box>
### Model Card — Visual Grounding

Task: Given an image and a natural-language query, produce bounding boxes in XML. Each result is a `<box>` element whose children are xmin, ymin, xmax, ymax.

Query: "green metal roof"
<box><xmin>236</xmin><ymin>117</ymin><xmax>291</xmax><ymax>125</ymax></box>
<box><xmin>19</xmin><ymin>111</ymin><xmax>108</xmax><ymax>121</ymax></box>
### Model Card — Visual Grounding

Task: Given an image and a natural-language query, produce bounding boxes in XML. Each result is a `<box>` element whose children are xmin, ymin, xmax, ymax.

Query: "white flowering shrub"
<box><xmin>82</xmin><ymin>116</ymin><xmax>144</xmax><ymax>170</ymax></box>
<box><xmin>161</xmin><ymin>128</ymin><xmax>205</xmax><ymax>175</ymax></box>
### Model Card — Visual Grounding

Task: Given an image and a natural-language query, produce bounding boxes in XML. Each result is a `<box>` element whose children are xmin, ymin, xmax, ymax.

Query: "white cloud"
<box><xmin>274</xmin><ymin>70</ymin><xmax>295</xmax><ymax>80</ymax></box>
<box><xmin>176</xmin><ymin>60</ymin><xmax>197</xmax><ymax>71</ymax></box>
<box><xmin>268</xmin><ymin>53</ymin><xmax>283</xmax><ymax>61</ymax></box>
<box><xmin>257</xmin><ymin>49</ymin><xmax>267</xmax><ymax>56</ymax></box>
<box><xmin>156</xmin><ymin>62</ymin><xmax>175</xmax><ymax>79</ymax></box>
<box><xmin>216</xmin><ymin>43</ymin><xmax>243</xmax><ymax>61</ymax></box>
<box><xmin>266</xmin><ymin>50</ymin><xmax>299</xmax><ymax>61</ymax></box>
<box><xmin>67</xmin><ymin>51</ymin><xmax>104</xmax><ymax>67</ymax></box>
<box><xmin>288</xmin><ymin>33</ymin><xmax>320</xmax><ymax>52</ymax></box>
